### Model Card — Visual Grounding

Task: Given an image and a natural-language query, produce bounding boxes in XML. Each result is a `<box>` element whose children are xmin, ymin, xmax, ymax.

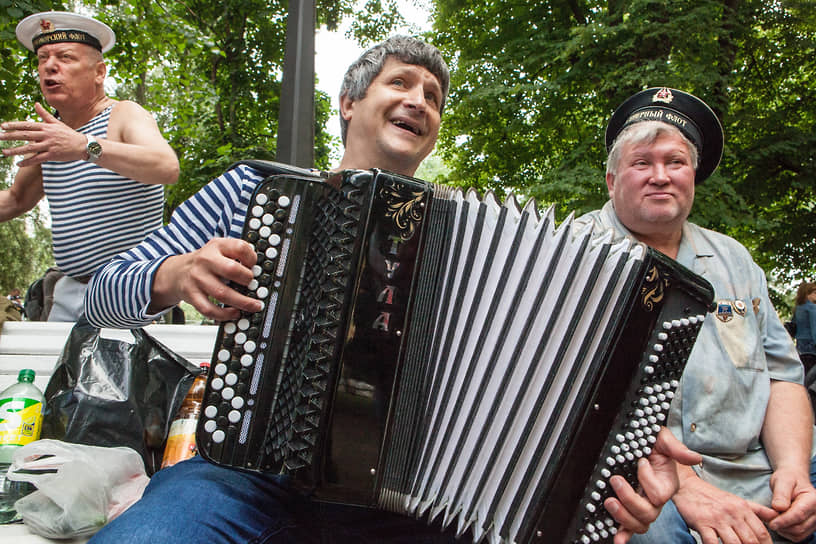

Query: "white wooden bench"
<box><xmin>0</xmin><ymin>321</ymin><xmax>219</xmax><ymax>542</ymax></box>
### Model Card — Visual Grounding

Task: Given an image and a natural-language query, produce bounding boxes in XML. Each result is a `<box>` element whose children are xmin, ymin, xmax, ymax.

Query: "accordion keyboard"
<box><xmin>571</xmin><ymin>314</ymin><xmax>704</xmax><ymax>544</ymax></box>
<box><xmin>197</xmin><ymin>171</ymin><xmax>367</xmax><ymax>473</ymax></box>
<box><xmin>199</xmin><ymin>183</ymin><xmax>297</xmax><ymax>455</ymax></box>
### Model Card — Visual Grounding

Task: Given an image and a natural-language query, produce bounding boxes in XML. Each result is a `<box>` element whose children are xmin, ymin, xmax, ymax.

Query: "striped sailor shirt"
<box><xmin>41</xmin><ymin>105</ymin><xmax>164</xmax><ymax>279</ymax></box>
<box><xmin>85</xmin><ymin>164</ymin><xmax>264</xmax><ymax>328</ymax></box>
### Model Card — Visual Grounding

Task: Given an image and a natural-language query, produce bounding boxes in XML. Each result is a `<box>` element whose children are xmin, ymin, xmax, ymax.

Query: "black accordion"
<box><xmin>196</xmin><ymin>162</ymin><xmax>715</xmax><ymax>544</ymax></box>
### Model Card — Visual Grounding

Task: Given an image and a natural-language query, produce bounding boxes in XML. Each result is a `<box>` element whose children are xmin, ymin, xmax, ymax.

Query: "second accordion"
<box><xmin>196</xmin><ymin>162</ymin><xmax>715</xmax><ymax>544</ymax></box>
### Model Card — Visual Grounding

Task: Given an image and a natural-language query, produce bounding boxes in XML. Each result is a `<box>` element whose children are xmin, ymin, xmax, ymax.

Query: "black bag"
<box><xmin>42</xmin><ymin>319</ymin><xmax>201</xmax><ymax>475</ymax></box>
<box><xmin>24</xmin><ymin>267</ymin><xmax>65</xmax><ymax>321</ymax></box>
<box><xmin>23</xmin><ymin>276</ymin><xmax>44</xmax><ymax>321</ymax></box>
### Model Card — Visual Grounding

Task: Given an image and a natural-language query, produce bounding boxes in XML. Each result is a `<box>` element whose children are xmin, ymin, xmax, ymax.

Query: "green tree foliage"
<box><xmin>88</xmin><ymin>0</ymin><xmax>351</xmax><ymax>211</ymax></box>
<box><xmin>0</xmin><ymin>1</ymin><xmax>59</xmax><ymax>294</ymax></box>
<box><xmin>0</xmin><ymin>0</ymin><xmax>404</xmax><ymax>294</ymax></box>
<box><xmin>431</xmin><ymin>0</ymin><xmax>815</xmax><ymax>286</ymax></box>
<box><xmin>0</xmin><ymin>164</ymin><xmax>53</xmax><ymax>296</ymax></box>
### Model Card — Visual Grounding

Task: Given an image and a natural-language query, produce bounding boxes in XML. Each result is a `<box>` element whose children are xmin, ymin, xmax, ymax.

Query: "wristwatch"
<box><xmin>85</xmin><ymin>134</ymin><xmax>103</xmax><ymax>162</ymax></box>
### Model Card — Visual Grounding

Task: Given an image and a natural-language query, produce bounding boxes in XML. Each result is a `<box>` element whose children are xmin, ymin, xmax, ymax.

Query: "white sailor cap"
<box><xmin>16</xmin><ymin>11</ymin><xmax>115</xmax><ymax>53</ymax></box>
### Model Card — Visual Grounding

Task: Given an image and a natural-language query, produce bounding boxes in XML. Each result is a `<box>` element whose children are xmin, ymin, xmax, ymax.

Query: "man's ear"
<box><xmin>605</xmin><ymin>172</ymin><xmax>616</xmax><ymax>199</ymax></box>
<box><xmin>339</xmin><ymin>94</ymin><xmax>354</xmax><ymax>122</ymax></box>
<box><xmin>95</xmin><ymin>61</ymin><xmax>107</xmax><ymax>85</ymax></box>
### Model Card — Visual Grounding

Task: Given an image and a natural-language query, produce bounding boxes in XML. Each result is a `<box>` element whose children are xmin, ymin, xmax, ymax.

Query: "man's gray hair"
<box><xmin>339</xmin><ymin>35</ymin><xmax>450</xmax><ymax>145</ymax></box>
<box><xmin>606</xmin><ymin>120</ymin><xmax>699</xmax><ymax>177</ymax></box>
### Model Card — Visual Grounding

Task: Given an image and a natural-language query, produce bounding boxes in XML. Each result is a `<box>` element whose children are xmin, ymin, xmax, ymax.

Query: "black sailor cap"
<box><xmin>605</xmin><ymin>87</ymin><xmax>724</xmax><ymax>183</ymax></box>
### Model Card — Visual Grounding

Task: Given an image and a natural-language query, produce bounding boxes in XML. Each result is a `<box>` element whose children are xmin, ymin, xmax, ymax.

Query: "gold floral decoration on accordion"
<box><xmin>641</xmin><ymin>265</ymin><xmax>670</xmax><ymax>311</ymax></box>
<box><xmin>378</xmin><ymin>181</ymin><xmax>426</xmax><ymax>240</ymax></box>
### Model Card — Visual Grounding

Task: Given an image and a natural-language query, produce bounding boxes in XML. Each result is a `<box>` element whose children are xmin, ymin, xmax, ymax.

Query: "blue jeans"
<box><xmin>630</xmin><ymin>457</ymin><xmax>816</xmax><ymax>544</ymax></box>
<box><xmin>89</xmin><ymin>455</ymin><xmax>460</xmax><ymax>544</ymax></box>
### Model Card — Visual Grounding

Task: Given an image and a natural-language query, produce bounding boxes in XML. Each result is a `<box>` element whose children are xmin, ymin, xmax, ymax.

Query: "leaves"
<box><xmin>432</xmin><ymin>0</ymin><xmax>816</xmax><ymax>284</ymax></box>
<box><xmin>0</xmin><ymin>0</ymin><xmax>401</xmax><ymax>293</ymax></box>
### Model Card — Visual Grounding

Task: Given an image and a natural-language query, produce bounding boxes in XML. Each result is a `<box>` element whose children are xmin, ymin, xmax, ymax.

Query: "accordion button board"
<box><xmin>196</xmin><ymin>167</ymin><xmax>716</xmax><ymax>544</ymax></box>
<box><xmin>204</xmin><ymin>185</ymin><xmax>293</xmax><ymax>447</ymax></box>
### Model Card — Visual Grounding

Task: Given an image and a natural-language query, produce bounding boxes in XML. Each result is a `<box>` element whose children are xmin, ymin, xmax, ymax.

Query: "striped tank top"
<box><xmin>41</xmin><ymin>106</ymin><xmax>165</xmax><ymax>278</ymax></box>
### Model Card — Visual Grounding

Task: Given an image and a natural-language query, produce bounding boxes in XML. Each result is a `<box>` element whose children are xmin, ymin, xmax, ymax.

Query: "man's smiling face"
<box><xmin>606</xmin><ymin>130</ymin><xmax>696</xmax><ymax>241</ymax></box>
<box><xmin>339</xmin><ymin>56</ymin><xmax>442</xmax><ymax>176</ymax></box>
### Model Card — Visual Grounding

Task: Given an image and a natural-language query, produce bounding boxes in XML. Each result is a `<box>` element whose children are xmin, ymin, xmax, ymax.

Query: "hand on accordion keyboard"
<box><xmin>149</xmin><ymin>237</ymin><xmax>264</xmax><ymax>321</ymax></box>
<box><xmin>602</xmin><ymin>427</ymin><xmax>702</xmax><ymax>543</ymax></box>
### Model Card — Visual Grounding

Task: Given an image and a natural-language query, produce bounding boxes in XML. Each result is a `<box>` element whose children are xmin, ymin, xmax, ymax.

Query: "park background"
<box><xmin>1</xmin><ymin>0</ymin><xmax>813</xmax><ymax>316</ymax></box>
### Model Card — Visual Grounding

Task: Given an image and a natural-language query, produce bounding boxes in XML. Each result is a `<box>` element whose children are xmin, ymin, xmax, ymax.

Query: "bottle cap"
<box><xmin>17</xmin><ymin>369</ymin><xmax>35</xmax><ymax>383</ymax></box>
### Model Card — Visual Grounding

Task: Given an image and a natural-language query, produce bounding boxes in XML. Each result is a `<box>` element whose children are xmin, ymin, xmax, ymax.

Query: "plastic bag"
<box><xmin>7</xmin><ymin>439</ymin><xmax>150</xmax><ymax>539</ymax></box>
<box><xmin>42</xmin><ymin>318</ymin><xmax>200</xmax><ymax>475</ymax></box>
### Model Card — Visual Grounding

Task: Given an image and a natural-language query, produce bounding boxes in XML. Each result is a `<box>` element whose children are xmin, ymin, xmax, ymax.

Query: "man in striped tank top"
<box><xmin>0</xmin><ymin>11</ymin><xmax>179</xmax><ymax>321</ymax></box>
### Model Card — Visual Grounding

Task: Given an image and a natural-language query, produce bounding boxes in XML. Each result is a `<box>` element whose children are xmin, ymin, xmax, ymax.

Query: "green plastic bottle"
<box><xmin>0</xmin><ymin>369</ymin><xmax>45</xmax><ymax>462</ymax></box>
<box><xmin>0</xmin><ymin>369</ymin><xmax>44</xmax><ymax>523</ymax></box>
